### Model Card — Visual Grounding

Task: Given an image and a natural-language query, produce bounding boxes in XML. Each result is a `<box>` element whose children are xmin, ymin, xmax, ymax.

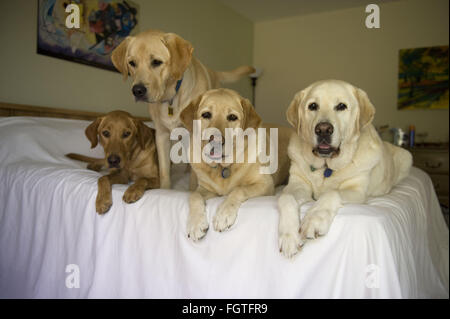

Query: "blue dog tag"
<box><xmin>221</xmin><ymin>167</ymin><xmax>230</xmax><ymax>179</ymax></box>
<box><xmin>324</xmin><ymin>168</ymin><xmax>333</xmax><ymax>178</ymax></box>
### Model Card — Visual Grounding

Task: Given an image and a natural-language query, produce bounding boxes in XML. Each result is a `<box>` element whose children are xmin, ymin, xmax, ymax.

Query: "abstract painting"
<box><xmin>398</xmin><ymin>45</ymin><xmax>449</xmax><ymax>110</ymax></box>
<box><xmin>37</xmin><ymin>0</ymin><xmax>139</xmax><ymax>71</ymax></box>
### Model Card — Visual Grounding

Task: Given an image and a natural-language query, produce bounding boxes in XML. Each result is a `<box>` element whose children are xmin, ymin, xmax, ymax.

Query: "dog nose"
<box><xmin>107</xmin><ymin>155</ymin><xmax>121</xmax><ymax>167</ymax></box>
<box><xmin>132</xmin><ymin>84</ymin><xmax>147</xmax><ymax>98</ymax></box>
<box><xmin>315</xmin><ymin>122</ymin><xmax>334</xmax><ymax>136</ymax></box>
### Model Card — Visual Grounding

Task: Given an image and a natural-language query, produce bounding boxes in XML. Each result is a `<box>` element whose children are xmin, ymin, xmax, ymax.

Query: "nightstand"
<box><xmin>409</xmin><ymin>144</ymin><xmax>449</xmax><ymax>215</ymax></box>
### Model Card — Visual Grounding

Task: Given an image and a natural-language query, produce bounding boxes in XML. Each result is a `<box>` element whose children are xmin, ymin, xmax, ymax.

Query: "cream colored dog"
<box><xmin>180</xmin><ymin>88</ymin><xmax>292</xmax><ymax>240</ymax></box>
<box><xmin>111</xmin><ymin>29</ymin><xmax>254</xmax><ymax>189</ymax></box>
<box><xmin>278</xmin><ymin>80</ymin><xmax>412</xmax><ymax>258</ymax></box>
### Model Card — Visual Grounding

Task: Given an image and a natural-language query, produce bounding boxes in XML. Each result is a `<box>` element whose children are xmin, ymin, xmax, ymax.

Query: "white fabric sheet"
<box><xmin>0</xmin><ymin>116</ymin><xmax>448</xmax><ymax>298</ymax></box>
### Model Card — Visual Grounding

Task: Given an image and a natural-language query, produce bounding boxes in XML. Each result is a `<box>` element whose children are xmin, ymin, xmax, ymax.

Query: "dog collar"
<box><xmin>175</xmin><ymin>78</ymin><xmax>183</xmax><ymax>93</ymax></box>
<box><xmin>167</xmin><ymin>78</ymin><xmax>184</xmax><ymax>114</ymax></box>
<box><xmin>310</xmin><ymin>164</ymin><xmax>333</xmax><ymax>178</ymax></box>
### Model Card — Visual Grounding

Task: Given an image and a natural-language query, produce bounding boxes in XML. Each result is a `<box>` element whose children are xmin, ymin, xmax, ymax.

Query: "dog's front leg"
<box><xmin>299</xmin><ymin>191</ymin><xmax>342</xmax><ymax>241</ymax></box>
<box><xmin>213</xmin><ymin>180</ymin><xmax>273</xmax><ymax>232</ymax></box>
<box><xmin>122</xmin><ymin>177</ymin><xmax>159</xmax><ymax>204</ymax></box>
<box><xmin>300</xmin><ymin>177</ymin><xmax>368</xmax><ymax>241</ymax></box>
<box><xmin>278</xmin><ymin>178</ymin><xmax>313</xmax><ymax>258</ymax></box>
<box><xmin>96</xmin><ymin>170</ymin><xmax>129</xmax><ymax>214</ymax></box>
<box><xmin>187</xmin><ymin>186</ymin><xmax>216</xmax><ymax>241</ymax></box>
<box><xmin>155</xmin><ymin>128</ymin><xmax>172</xmax><ymax>189</ymax></box>
<box><xmin>338</xmin><ymin>177</ymin><xmax>368</xmax><ymax>204</ymax></box>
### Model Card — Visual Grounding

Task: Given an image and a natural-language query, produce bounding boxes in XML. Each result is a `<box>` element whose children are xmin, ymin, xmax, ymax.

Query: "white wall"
<box><xmin>254</xmin><ymin>0</ymin><xmax>449</xmax><ymax>142</ymax></box>
<box><xmin>0</xmin><ymin>0</ymin><xmax>448</xmax><ymax>143</ymax></box>
<box><xmin>0</xmin><ymin>0</ymin><xmax>253</xmax><ymax>117</ymax></box>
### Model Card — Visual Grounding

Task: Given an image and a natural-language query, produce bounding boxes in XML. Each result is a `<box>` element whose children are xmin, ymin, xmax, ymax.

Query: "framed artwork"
<box><xmin>398</xmin><ymin>45</ymin><xmax>449</xmax><ymax>110</ymax></box>
<box><xmin>37</xmin><ymin>0</ymin><xmax>140</xmax><ymax>72</ymax></box>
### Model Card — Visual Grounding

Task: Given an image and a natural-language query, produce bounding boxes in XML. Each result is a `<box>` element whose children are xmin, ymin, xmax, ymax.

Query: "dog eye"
<box><xmin>151</xmin><ymin>59</ymin><xmax>163</xmax><ymax>67</ymax></box>
<box><xmin>201</xmin><ymin>112</ymin><xmax>212</xmax><ymax>119</ymax></box>
<box><xmin>129</xmin><ymin>61</ymin><xmax>136</xmax><ymax>68</ymax></box>
<box><xmin>336</xmin><ymin>103</ymin><xmax>347</xmax><ymax>111</ymax></box>
<box><xmin>122</xmin><ymin>131</ymin><xmax>131</xmax><ymax>138</ymax></box>
<box><xmin>227</xmin><ymin>114</ymin><xmax>238</xmax><ymax>121</ymax></box>
<box><xmin>102</xmin><ymin>130</ymin><xmax>110</xmax><ymax>138</ymax></box>
<box><xmin>308</xmin><ymin>103</ymin><xmax>319</xmax><ymax>111</ymax></box>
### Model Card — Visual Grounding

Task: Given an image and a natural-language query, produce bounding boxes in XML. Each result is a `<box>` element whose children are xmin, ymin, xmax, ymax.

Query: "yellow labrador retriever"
<box><xmin>111</xmin><ymin>29</ymin><xmax>255</xmax><ymax>189</ymax></box>
<box><xmin>180</xmin><ymin>88</ymin><xmax>292</xmax><ymax>240</ymax></box>
<box><xmin>278</xmin><ymin>80</ymin><xmax>412</xmax><ymax>257</ymax></box>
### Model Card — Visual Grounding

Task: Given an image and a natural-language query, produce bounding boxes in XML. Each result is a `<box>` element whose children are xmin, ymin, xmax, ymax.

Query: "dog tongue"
<box><xmin>318</xmin><ymin>143</ymin><xmax>331</xmax><ymax>150</ymax></box>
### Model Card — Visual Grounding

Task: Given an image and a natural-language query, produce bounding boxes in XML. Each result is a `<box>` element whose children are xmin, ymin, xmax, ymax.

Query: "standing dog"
<box><xmin>66</xmin><ymin>110</ymin><xmax>159</xmax><ymax>214</ymax></box>
<box><xmin>111</xmin><ymin>29</ymin><xmax>255</xmax><ymax>189</ymax></box>
<box><xmin>278</xmin><ymin>80</ymin><xmax>412</xmax><ymax>257</ymax></box>
<box><xmin>180</xmin><ymin>88</ymin><xmax>292</xmax><ymax>240</ymax></box>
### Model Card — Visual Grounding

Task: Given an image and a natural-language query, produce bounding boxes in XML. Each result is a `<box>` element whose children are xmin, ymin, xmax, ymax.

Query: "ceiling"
<box><xmin>218</xmin><ymin>0</ymin><xmax>401</xmax><ymax>22</ymax></box>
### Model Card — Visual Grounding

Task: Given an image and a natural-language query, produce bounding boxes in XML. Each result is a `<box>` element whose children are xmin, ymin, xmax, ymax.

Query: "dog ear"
<box><xmin>111</xmin><ymin>36</ymin><xmax>133</xmax><ymax>80</ymax></box>
<box><xmin>355</xmin><ymin>87</ymin><xmax>376</xmax><ymax>130</ymax></box>
<box><xmin>286</xmin><ymin>90</ymin><xmax>305</xmax><ymax>133</ymax></box>
<box><xmin>134</xmin><ymin>119</ymin><xmax>154</xmax><ymax>149</ymax></box>
<box><xmin>241</xmin><ymin>98</ymin><xmax>262</xmax><ymax>129</ymax></box>
<box><xmin>85</xmin><ymin>118</ymin><xmax>102</xmax><ymax>149</ymax></box>
<box><xmin>162</xmin><ymin>33</ymin><xmax>194</xmax><ymax>81</ymax></box>
<box><xmin>180</xmin><ymin>94</ymin><xmax>202</xmax><ymax>132</ymax></box>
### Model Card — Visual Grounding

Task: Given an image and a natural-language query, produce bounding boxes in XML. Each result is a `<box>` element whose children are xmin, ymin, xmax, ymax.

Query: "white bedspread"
<box><xmin>0</xmin><ymin>116</ymin><xmax>448</xmax><ymax>298</ymax></box>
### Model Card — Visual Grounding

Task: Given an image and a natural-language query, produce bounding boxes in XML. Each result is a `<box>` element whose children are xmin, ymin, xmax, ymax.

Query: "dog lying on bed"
<box><xmin>66</xmin><ymin>110</ymin><xmax>159</xmax><ymax>214</ymax></box>
<box><xmin>111</xmin><ymin>29</ymin><xmax>255</xmax><ymax>190</ymax></box>
<box><xmin>278</xmin><ymin>80</ymin><xmax>412</xmax><ymax>257</ymax></box>
<box><xmin>179</xmin><ymin>88</ymin><xmax>293</xmax><ymax>240</ymax></box>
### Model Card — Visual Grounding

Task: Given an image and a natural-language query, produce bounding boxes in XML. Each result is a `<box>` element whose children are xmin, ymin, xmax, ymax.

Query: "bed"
<box><xmin>0</xmin><ymin>112</ymin><xmax>448</xmax><ymax>299</ymax></box>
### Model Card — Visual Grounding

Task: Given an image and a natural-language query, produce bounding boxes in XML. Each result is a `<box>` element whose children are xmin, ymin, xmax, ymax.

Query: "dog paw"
<box><xmin>96</xmin><ymin>195</ymin><xmax>112</xmax><ymax>214</ymax></box>
<box><xmin>213</xmin><ymin>203</ymin><xmax>238</xmax><ymax>232</ymax></box>
<box><xmin>279</xmin><ymin>231</ymin><xmax>304</xmax><ymax>258</ymax></box>
<box><xmin>123</xmin><ymin>186</ymin><xmax>145</xmax><ymax>204</ymax></box>
<box><xmin>300</xmin><ymin>209</ymin><xmax>334</xmax><ymax>240</ymax></box>
<box><xmin>187</xmin><ymin>213</ymin><xmax>209</xmax><ymax>241</ymax></box>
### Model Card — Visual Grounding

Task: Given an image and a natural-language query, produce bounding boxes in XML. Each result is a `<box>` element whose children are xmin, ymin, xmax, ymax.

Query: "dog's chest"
<box><xmin>160</xmin><ymin>108</ymin><xmax>183</xmax><ymax>131</ymax></box>
<box><xmin>148</xmin><ymin>102</ymin><xmax>183</xmax><ymax>131</ymax></box>
<box><xmin>308</xmin><ymin>169</ymin><xmax>340</xmax><ymax>198</ymax></box>
<box><xmin>194</xmin><ymin>165</ymin><xmax>245</xmax><ymax>196</ymax></box>
<box><xmin>158</xmin><ymin>99</ymin><xmax>187</xmax><ymax>131</ymax></box>
<box><xmin>127</xmin><ymin>150</ymin><xmax>158</xmax><ymax>181</ymax></box>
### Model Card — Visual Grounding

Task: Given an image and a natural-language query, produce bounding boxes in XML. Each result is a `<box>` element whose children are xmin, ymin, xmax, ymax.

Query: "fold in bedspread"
<box><xmin>0</xmin><ymin>117</ymin><xmax>448</xmax><ymax>298</ymax></box>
